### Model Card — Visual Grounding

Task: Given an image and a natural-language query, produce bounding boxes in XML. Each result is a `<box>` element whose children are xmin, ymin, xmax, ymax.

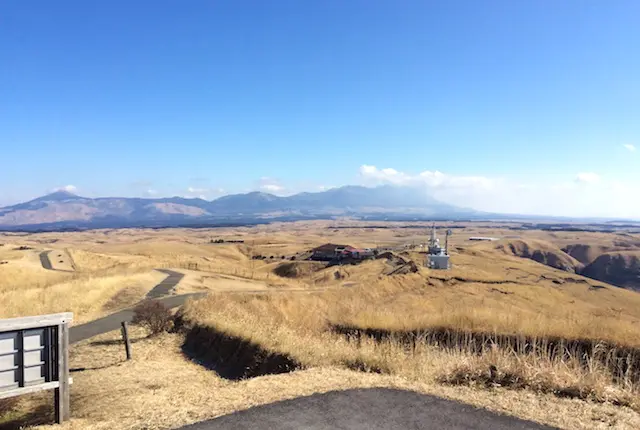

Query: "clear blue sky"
<box><xmin>1</xmin><ymin>1</ymin><xmax>639</xmax><ymax>215</ymax></box>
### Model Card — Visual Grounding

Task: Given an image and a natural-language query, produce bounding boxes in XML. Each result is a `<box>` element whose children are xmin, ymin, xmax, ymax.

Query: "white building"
<box><xmin>426</xmin><ymin>224</ymin><xmax>451</xmax><ymax>269</ymax></box>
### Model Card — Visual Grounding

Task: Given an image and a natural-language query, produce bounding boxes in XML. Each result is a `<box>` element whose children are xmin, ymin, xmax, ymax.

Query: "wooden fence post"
<box><xmin>121</xmin><ymin>321</ymin><xmax>132</xmax><ymax>360</ymax></box>
<box><xmin>54</xmin><ymin>322</ymin><xmax>70</xmax><ymax>423</ymax></box>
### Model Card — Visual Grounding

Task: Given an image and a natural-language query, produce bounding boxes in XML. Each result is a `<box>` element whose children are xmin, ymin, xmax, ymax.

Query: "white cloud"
<box><xmin>359</xmin><ymin>165</ymin><xmax>494</xmax><ymax>190</ymax></box>
<box><xmin>358</xmin><ymin>164</ymin><xmax>640</xmax><ymax>218</ymax></box>
<box><xmin>575</xmin><ymin>172</ymin><xmax>600</xmax><ymax>184</ymax></box>
<box><xmin>317</xmin><ymin>185</ymin><xmax>335</xmax><ymax>191</ymax></box>
<box><xmin>261</xmin><ymin>183</ymin><xmax>284</xmax><ymax>192</ymax></box>
<box><xmin>257</xmin><ymin>177</ymin><xmax>286</xmax><ymax>194</ymax></box>
<box><xmin>184</xmin><ymin>186</ymin><xmax>225</xmax><ymax>199</ymax></box>
<box><xmin>52</xmin><ymin>185</ymin><xmax>77</xmax><ymax>193</ymax></box>
<box><xmin>187</xmin><ymin>187</ymin><xmax>208</xmax><ymax>194</ymax></box>
<box><xmin>144</xmin><ymin>189</ymin><xmax>158</xmax><ymax>196</ymax></box>
<box><xmin>623</xmin><ymin>144</ymin><xmax>636</xmax><ymax>152</ymax></box>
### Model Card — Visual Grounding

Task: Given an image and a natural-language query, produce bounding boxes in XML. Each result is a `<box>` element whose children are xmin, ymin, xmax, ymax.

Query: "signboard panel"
<box><xmin>0</xmin><ymin>331</ymin><xmax>19</xmax><ymax>391</ymax></box>
<box><xmin>0</xmin><ymin>331</ymin><xmax>18</xmax><ymax>354</ymax></box>
<box><xmin>23</xmin><ymin>348</ymin><xmax>44</xmax><ymax>367</ymax></box>
<box><xmin>0</xmin><ymin>369</ymin><xmax>18</xmax><ymax>390</ymax></box>
<box><xmin>0</xmin><ymin>350</ymin><xmax>17</xmax><ymax>371</ymax></box>
<box><xmin>24</xmin><ymin>364</ymin><xmax>46</xmax><ymax>386</ymax></box>
<box><xmin>23</xmin><ymin>329</ymin><xmax>45</xmax><ymax>351</ymax></box>
<box><xmin>0</xmin><ymin>312</ymin><xmax>72</xmax><ymax>424</ymax></box>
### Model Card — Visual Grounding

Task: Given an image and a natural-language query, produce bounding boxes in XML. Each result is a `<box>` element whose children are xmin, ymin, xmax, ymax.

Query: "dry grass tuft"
<box><xmin>439</xmin><ymin>347</ymin><xmax>640</xmax><ymax>412</ymax></box>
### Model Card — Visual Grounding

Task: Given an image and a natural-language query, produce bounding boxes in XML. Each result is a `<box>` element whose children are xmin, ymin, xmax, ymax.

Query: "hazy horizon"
<box><xmin>3</xmin><ymin>183</ymin><xmax>639</xmax><ymax>222</ymax></box>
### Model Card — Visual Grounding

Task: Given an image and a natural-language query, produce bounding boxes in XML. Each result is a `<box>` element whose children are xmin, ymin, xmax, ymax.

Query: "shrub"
<box><xmin>132</xmin><ymin>300</ymin><xmax>173</xmax><ymax>335</ymax></box>
<box><xmin>290</xmin><ymin>256</ymin><xmax>296</xmax><ymax>261</ymax></box>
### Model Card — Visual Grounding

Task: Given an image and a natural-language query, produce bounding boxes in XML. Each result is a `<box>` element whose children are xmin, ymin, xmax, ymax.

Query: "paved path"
<box><xmin>178</xmin><ymin>388</ymin><xmax>554</xmax><ymax>430</ymax></box>
<box><xmin>39</xmin><ymin>250</ymin><xmax>53</xmax><ymax>270</ymax></box>
<box><xmin>70</xmin><ymin>268</ymin><xmax>190</xmax><ymax>344</ymax></box>
<box><xmin>70</xmin><ymin>293</ymin><xmax>204</xmax><ymax>344</ymax></box>
<box><xmin>147</xmin><ymin>269</ymin><xmax>185</xmax><ymax>299</ymax></box>
<box><xmin>39</xmin><ymin>249</ymin><xmax>75</xmax><ymax>272</ymax></box>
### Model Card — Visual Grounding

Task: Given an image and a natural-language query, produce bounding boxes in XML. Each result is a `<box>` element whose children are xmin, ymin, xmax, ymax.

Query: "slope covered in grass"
<box><xmin>582</xmin><ymin>251</ymin><xmax>640</xmax><ymax>291</ymax></box>
<box><xmin>494</xmin><ymin>239</ymin><xmax>583</xmax><ymax>273</ymax></box>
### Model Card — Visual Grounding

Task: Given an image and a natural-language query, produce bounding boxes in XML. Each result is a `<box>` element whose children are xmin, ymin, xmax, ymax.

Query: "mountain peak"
<box><xmin>247</xmin><ymin>191</ymin><xmax>279</xmax><ymax>199</ymax></box>
<box><xmin>35</xmin><ymin>190</ymin><xmax>82</xmax><ymax>202</ymax></box>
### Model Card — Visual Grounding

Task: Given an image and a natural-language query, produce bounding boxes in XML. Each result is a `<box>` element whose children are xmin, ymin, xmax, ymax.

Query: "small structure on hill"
<box><xmin>311</xmin><ymin>244</ymin><xmax>355</xmax><ymax>261</ymax></box>
<box><xmin>426</xmin><ymin>225</ymin><xmax>451</xmax><ymax>270</ymax></box>
<box><xmin>349</xmin><ymin>248</ymin><xmax>375</xmax><ymax>259</ymax></box>
<box><xmin>469</xmin><ymin>236</ymin><xmax>499</xmax><ymax>241</ymax></box>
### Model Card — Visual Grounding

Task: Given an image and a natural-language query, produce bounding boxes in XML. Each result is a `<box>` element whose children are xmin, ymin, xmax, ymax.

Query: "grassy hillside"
<box><xmin>494</xmin><ymin>238</ymin><xmax>583</xmax><ymax>273</ymax></box>
<box><xmin>582</xmin><ymin>251</ymin><xmax>640</xmax><ymax>291</ymax></box>
<box><xmin>178</xmin><ymin>237</ymin><xmax>640</xmax><ymax>421</ymax></box>
<box><xmin>2</xmin><ymin>223</ymin><xmax>640</xmax><ymax>429</ymax></box>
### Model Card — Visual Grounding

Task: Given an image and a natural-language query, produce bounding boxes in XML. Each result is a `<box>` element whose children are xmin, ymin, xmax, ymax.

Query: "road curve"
<box><xmin>147</xmin><ymin>269</ymin><xmax>185</xmax><ymax>299</ymax></box>
<box><xmin>39</xmin><ymin>251</ymin><xmax>53</xmax><ymax>270</ymax></box>
<box><xmin>177</xmin><ymin>388</ymin><xmax>554</xmax><ymax>430</ymax></box>
<box><xmin>39</xmin><ymin>249</ymin><xmax>75</xmax><ymax>272</ymax></box>
<box><xmin>70</xmin><ymin>268</ymin><xmax>191</xmax><ymax>343</ymax></box>
<box><xmin>70</xmin><ymin>293</ymin><xmax>204</xmax><ymax>344</ymax></box>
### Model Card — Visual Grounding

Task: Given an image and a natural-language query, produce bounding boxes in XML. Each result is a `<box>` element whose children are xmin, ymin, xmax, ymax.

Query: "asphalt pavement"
<box><xmin>146</xmin><ymin>269</ymin><xmax>185</xmax><ymax>299</ymax></box>
<box><xmin>177</xmin><ymin>388</ymin><xmax>555</xmax><ymax>430</ymax></box>
<box><xmin>39</xmin><ymin>250</ymin><xmax>53</xmax><ymax>270</ymax></box>
<box><xmin>69</xmin><ymin>293</ymin><xmax>203</xmax><ymax>343</ymax></box>
<box><xmin>69</xmin><ymin>268</ymin><xmax>193</xmax><ymax>344</ymax></box>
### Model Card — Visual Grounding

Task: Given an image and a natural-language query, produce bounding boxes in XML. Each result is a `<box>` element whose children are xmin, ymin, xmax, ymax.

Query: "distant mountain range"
<box><xmin>0</xmin><ymin>185</ymin><xmax>482</xmax><ymax>231</ymax></box>
<box><xmin>3</xmin><ymin>186</ymin><xmax>639</xmax><ymax>232</ymax></box>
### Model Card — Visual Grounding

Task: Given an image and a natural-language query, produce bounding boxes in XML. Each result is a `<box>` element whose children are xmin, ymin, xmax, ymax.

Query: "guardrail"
<box><xmin>0</xmin><ymin>312</ymin><xmax>73</xmax><ymax>424</ymax></box>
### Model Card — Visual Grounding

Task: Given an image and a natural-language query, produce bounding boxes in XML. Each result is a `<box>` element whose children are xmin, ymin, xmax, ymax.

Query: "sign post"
<box><xmin>121</xmin><ymin>321</ymin><xmax>132</xmax><ymax>360</ymax></box>
<box><xmin>0</xmin><ymin>312</ymin><xmax>73</xmax><ymax>424</ymax></box>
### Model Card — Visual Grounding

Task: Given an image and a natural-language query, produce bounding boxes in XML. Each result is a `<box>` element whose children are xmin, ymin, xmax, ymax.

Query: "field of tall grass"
<box><xmin>0</xmin><ymin>271</ymin><xmax>165</xmax><ymax>323</ymax></box>
<box><xmin>2</xmin><ymin>226</ymin><xmax>640</xmax><ymax>429</ymax></box>
<box><xmin>180</xmin><ymin>270</ymin><xmax>640</xmax><ymax>412</ymax></box>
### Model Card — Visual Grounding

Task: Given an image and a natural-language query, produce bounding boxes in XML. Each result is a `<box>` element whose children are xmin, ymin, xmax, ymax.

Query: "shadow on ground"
<box><xmin>88</xmin><ymin>335</ymin><xmax>148</xmax><ymax>347</ymax></box>
<box><xmin>180</xmin><ymin>324</ymin><xmax>301</xmax><ymax>380</ymax></box>
<box><xmin>0</xmin><ymin>399</ymin><xmax>54</xmax><ymax>429</ymax></box>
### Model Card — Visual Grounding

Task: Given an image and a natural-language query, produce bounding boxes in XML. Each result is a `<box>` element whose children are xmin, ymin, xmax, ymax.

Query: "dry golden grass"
<box><xmin>0</xmin><ymin>247</ymin><xmax>72</xmax><ymax>289</ymax></box>
<box><xmin>178</xmin><ymin>237</ymin><xmax>640</xmax><ymax>419</ymax></box>
<box><xmin>180</xmin><ymin>286</ymin><xmax>640</xmax><ymax>420</ymax></box>
<box><xmin>2</xmin><ymin>222</ymin><xmax>640</xmax><ymax>429</ymax></box>
<box><xmin>0</xmin><ymin>271</ymin><xmax>166</xmax><ymax>323</ymax></box>
<box><xmin>0</xmin><ymin>327</ymin><xmax>636</xmax><ymax>430</ymax></box>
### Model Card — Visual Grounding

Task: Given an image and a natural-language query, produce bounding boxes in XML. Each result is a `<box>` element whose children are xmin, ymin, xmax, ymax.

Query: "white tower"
<box><xmin>426</xmin><ymin>223</ymin><xmax>450</xmax><ymax>269</ymax></box>
<box><xmin>427</xmin><ymin>223</ymin><xmax>442</xmax><ymax>255</ymax></box>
